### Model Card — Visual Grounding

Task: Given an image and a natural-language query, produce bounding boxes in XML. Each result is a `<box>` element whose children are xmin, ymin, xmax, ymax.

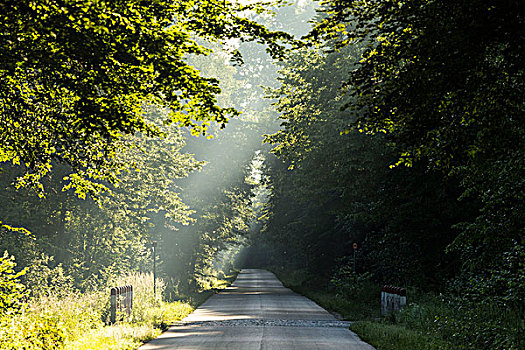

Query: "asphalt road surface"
<box><xmin>139</xmin><ymin>269</ymin><xmax>376</xmax><ymax>350</ymax></box>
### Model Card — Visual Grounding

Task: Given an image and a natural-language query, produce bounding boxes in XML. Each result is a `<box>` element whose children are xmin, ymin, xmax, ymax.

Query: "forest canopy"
<box><xmin>0</xmin><ymin>0</ymin><xmax>293</xmax><ymax>198</ymax></box>
<box><xmin>305</xmin><ymin>0</ymin><xmax>525</xmax><ymax>268</ymax></box>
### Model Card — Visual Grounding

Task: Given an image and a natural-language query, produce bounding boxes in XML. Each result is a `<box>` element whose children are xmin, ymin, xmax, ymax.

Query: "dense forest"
<box><xmin>0</xmin><ymin>1</ymin><xmax>523</xmax><ymax>349</ymax></box>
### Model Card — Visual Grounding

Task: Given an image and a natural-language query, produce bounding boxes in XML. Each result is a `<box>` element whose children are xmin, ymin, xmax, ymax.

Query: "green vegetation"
<box><xmin>251</xmin><ymin>2</ymin><xmax>524</xmax><ymax>349</ymax></box>
<box><xmin>274</xmin><ymin>268</ymin><xmax>523</xmax><ymax>350</ymax></box>
<box><xmin>0</xmin><ymin>259</ymin><xmax>235</xmax><ymax>350</ymax></box>
<box><xmin>1</xmin><ymin>3</ymin><xmax>293</xmax><ymax>349</ymax></box>
<box><xmin>350</xmin><ymin>322</ymin><xmax>452</xmax><ymax>350</ymax></box>
<box><xmin>0</xmin><ymin>0</ymin><xmax>523</xmax><ymax>349</ymax></box>
<box><xmin>0</xmin><ymin>0</ymin><xmax>294</xmax><ymax>199</ymax></box>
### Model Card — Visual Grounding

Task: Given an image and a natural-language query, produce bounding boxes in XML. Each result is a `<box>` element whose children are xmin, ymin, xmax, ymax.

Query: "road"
<box><xmin>139</xmin><ymin>269</ymin><xmax>376</xmax><ymax>350</ymax></box>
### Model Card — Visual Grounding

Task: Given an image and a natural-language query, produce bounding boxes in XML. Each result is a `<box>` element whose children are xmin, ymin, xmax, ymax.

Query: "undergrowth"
<box><xmin>0</xmin><ymin>266</ymin><xmax>236</xmax><ymax>350</ymax></box>
<box><xmin>271</xmin><ymin>267</ymin><xmax>523</xmax><ymax>350</ymax></box>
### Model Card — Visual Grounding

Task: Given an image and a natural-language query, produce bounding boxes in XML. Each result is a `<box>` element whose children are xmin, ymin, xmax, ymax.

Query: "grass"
<box><xmin>350</xmin><ymin>321</ymin><xmax>452</xmax><ymax>350</ymax></box>
<box><xmin>272</xmin><ymin>267</ymin><xmax>523</xmax><ymax>350</ymax></box>
<box><xmin>64</xmin><ymin>323</ymin><xmax>162</xmax><ymax>350</ymax></box>
<box><xmin>293</xmin><ymin>287</ymin><xmax>380</xmax><ymax>320</ymax></box>
<box><xmin>0</xmin><ymin>271</ymin><xmax>238</xmax><ymax>350</ymax></box>
<box><xmin>270</xmin><ymin>267</ymin><xmax>457</xmax><ymax>350</ymax></box>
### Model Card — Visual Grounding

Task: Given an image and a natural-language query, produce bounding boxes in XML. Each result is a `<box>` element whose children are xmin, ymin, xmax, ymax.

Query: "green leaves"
<box><xmin>0</xmin><ymin>251</ymin><xmax>27</xmax><ymax>317</ymax></box>
<box><xmin>307</xmin><ymin>0</ymin><xmax>525</xmax><ymax>273</ymax></box>
<box><xmin>0</xmin><ymin>0</ymin><xmax>294</xmax><ymax>198</ymax></box>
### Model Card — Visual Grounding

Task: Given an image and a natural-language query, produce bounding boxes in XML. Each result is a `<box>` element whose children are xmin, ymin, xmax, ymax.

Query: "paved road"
<box><xmin>140</xmin><ymin>269</ymin><xmax>376</xmax><ymax>350</ymax></box>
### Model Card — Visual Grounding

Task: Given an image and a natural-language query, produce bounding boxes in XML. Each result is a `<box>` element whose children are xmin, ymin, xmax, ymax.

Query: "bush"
<box><xmin>432</xmin><ymin>301</ymin><xmax>523</xmax><ymax>350</ymax></box>
<box><xmin>22</xmin><ymin>254</ymin><xmax>75</xmax><ymax>299</ymax></box>
<box><xmin>0</xmin><ymin>251</ymin><xmax>27</xmax><ymax>317</ymax></box>
<box><xmin>395</xmin><ymin>295</ymin><xmax>523</xmax><ymax>350</ymax></box>
<box><xmin>0</xmin><ymin>311</ymin><xmax>66</xmax><ymax>350</ymax></box>
<box><xmin>275</xmin><ymin>265</ymin><xmax>523</xmax><ymax>350</ymax></box>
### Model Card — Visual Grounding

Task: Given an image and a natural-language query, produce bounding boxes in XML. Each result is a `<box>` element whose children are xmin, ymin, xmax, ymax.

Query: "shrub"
<box><xmin>22</xmin><ymin>254</ymin><xmax>75</xmax><ymax>299</ymax></box>
<box><xmin>395</xmin><ymin>295</ymin><xmax>523</xmax><ymax>350</ymax></box>
<box><xmin>0</xmin><ymin>308</ymin><xmax>66</xmax><ymax>350</ymax></box>
<box><xmin>0</xmin><ymin>251</ymin><xmax>27</xmax><ymax>317</ymax></box>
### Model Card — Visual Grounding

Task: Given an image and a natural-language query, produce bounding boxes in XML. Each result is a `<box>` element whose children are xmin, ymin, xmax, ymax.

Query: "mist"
<box><xmin>155</xmin><ymin>0</ymin><xmax>317</xmax><ymax>291</ymax></box>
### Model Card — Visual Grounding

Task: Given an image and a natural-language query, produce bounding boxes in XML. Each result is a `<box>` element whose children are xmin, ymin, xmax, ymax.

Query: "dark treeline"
<box><xmin>259</xmin><ymin>0</ymin><xmax>524</xmax><ymax>299</ymax></box>
<box><xmin>259</xmin><ymin>45</ymin><xmax>482</xmax><ymax>289</ymax></box>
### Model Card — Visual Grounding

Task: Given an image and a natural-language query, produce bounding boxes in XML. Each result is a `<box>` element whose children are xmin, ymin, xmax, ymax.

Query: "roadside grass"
<box><xmin>294</xmin><ymin>288</ymin><xmax>380</xmax><ymax>321</ymax></box>
<box><xmin>271</xmin><ymin>267</ymin><xmax>457</xmax><ymax>350</ymax></box>
<box><xmin>350</xmin><ymin>321</ymin><xmax>452</xmax><ymax>350</ymax></box>
<box><xmin>65</xmin><ymin>323</ymin><xmax>162</xmax><ymax>350</ymax></box>
<box><xmin>0</xmin><ymin>271</ymin><xmax>236</xmax><ymax>350</ymax></box>
<box><xmin>272</xmin><ymin>267</ymin><xmax>523</xmax><ymax>350</ymax></box>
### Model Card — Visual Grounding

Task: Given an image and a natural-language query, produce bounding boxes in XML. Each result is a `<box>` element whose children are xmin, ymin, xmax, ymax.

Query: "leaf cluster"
<box><xmin>0</xmin><ymin>0</ymin><xmax>295</xmax><ymax>196</ymax></box>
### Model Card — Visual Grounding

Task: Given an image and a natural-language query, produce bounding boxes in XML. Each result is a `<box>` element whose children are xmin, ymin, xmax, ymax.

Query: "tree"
<box><xmin>262</xmin><ymin>46</ymin><xmax>391</xmax><ymax>274</ymax></box>
<box><xmin>0</xmin><ymin>0</ymin><xmax>294</xmax><ymax>198</ymax></box>
<box><xmin>0</xmin><ymin>106</ymin><xmax>202</xmax><ymax>289</ymax></box>
<box><xmin>261</xmin><ymin>43</ymin><xmax>479</xmax><ymax>287</ymax></box>
<box><xmin>309</xmin><ymin>0</ymin><xmax>525</xmax><ymax>270</ymax></box>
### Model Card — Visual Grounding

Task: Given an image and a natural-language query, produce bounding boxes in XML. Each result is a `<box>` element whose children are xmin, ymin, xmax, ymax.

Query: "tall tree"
<box><xmin>262</xmin><ymin>43</ymin><xmax>478</xmax><ymax>287</ymax></box>
<box><xmin>309</xmin><ymin>0</ymin><xmax>524</xmax><ymax>270</ymax></box>
<box><xmin>0</xmin><ymin>106</ymin><xmax>202</xmax><ymax>289</ymax></box>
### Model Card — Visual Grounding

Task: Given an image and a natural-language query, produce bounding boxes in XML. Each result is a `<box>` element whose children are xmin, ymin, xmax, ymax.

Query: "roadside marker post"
<box><xmin>110</xmin><ymin>285</ymin><xmax>133</xmax><ymax>323</ymax></box>
<box><xmin>381</xmin><ymin>285</ymin><xmax>407</xmax><ymax>316</ymax></box>
<box><xmin>152</xmin><ymin>241</ymin><xmax>157</xmax><ymax>301</ymax></box>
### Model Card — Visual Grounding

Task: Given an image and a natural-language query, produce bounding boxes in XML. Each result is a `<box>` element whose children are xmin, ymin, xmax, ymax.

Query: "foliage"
<box><xmin>350</xmin><ymin>321</ymin><xmax>453</xmax><ymax>350</ymax></box>
<box><xmin>0</xmin><ymin>251</ymin><xmax>27</xmax><ymax>317</ymax></box>
<box><xmin>276</xmin><ymin>266</ymin><xmax>522</xmax><ymax>350</ymax></box>
<box><xmin>261</xmin><ymin>45</ymin><xmax>475</xmax><ymax>287</ymax></box>
<box><xmin>309</xmin><ymin>0</ymin><xmax>525</xmax><ymax>272</ymax></box>
<box><xmin>160</xmin><ymin>39</ymin><xmax>284</xmax><ymax>290</ymax></box>
<box><xmin>114</xmin><ymin>272</ymin><xmax>167</xmax><ymax>324</ymax></box>
<box><xmin>0</xmin><ymin>271</ymin><xmax>196</xmax><ymax>350</ymax></box>
<box><xmin>259</xmin><ymin>3</ymin><xmax>524</xmax><ymax>347</ymax></box>
<box><xmin>0</xmin><ymin>290</ymin><xmax>103</xmax><ymax>350</ymax></box>
<box><xmin>0</xmin><ymin>0</ymin><xmax>301</xmax><ymax>309</ymax></box>
<box><xmin>449</xmin><ymin>241</ymin><xmax>525</xmax><ymax>308</ymax></box>
<box><xmin>1</xmin><ymin>312</ymin><xmax>66</xmax><ymax>350</ymax></box>
<box><xmin>0</xmin><ymin>0</ymin><xmax>295</xmax><ymax>197</ymax></box>
<box><xmin>64</xmin><ymin>323</ymin><xmax>161</xmax><ymax>350</ymax></box>
<box><xmin>22</xmin><ymin>254</ymin><xmax>75</xmax><ymax>299</ymax></box>
<box><xmin>0</xmin><ymin>106</ymin><xmax>203</xmax><ymax>290</ymax></box>
<box><xmin>394</xmin><ymin>296</ymin><xmax>523</xmax><ymax>350</ymax></box>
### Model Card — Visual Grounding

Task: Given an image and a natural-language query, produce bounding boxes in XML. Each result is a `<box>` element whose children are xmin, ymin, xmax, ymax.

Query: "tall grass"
<box><xmin>396</xmin><ymin>299</ymin><xmax>523</xmax><ymax>350</ymax></box>
<box><xmin>0</xmin><ymin>272</ymin><xmax>195</xmax><ymax>350</ymax></box>
<box><xmin>350</xmin><ymin>321</ymin><xmax>452</xmax><ymax>350</ymax></box>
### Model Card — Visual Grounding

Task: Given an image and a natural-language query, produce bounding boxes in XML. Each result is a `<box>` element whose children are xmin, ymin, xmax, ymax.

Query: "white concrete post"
<box><xmin>381</xmin><ymin>285</ymin><xmax>407</xmax><ymax>316</ymax></box>
<box><xmin>110</xmin><ymin>287</ymin><xmax>117</xmax><ymax>323</ymax></box>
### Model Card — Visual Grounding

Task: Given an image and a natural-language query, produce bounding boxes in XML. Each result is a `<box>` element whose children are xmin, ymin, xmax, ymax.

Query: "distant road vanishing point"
<box><xmin>139</xmin><ymin>269</ymin><xmax>376</xmax><ymax>350</ymax></box>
